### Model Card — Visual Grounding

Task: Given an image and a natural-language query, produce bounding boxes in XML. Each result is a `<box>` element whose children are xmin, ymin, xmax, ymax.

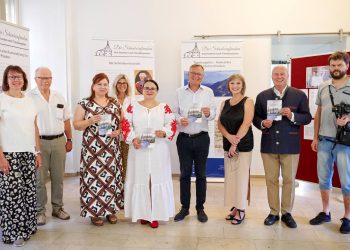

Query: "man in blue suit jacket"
<box><xmin>253</xmin><ymin>65</ymin><xmax>312</xmax><ymax>228</ymax></box>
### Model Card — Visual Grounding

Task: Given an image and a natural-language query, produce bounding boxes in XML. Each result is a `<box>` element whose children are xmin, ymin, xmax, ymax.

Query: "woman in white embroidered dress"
<box><xmin>122</xmin><ymin>79</ymin><xmax>176</xmax><ymax>228</ymax></box>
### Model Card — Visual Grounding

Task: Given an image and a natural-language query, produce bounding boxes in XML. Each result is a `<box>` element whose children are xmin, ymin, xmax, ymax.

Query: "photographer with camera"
<box><xmin>310</xmin><ymin>51</ymin><xmax>350</xmax><ymax>234</ymax></box>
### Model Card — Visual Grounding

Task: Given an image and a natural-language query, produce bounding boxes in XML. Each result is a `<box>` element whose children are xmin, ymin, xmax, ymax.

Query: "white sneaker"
<box><xmin>52</xmin><ymin>208</ymin><xmax>70</xmax><ymax>220</ymax></box>
<box><xmin>13</xmin><ymin>238</ymin><xmax>25</xmax><ymax>247</ymax></box>
<box><xmin>37</xmin><ymin>213</ymin><xmax>46</xmax><ymax>226</ymax></box>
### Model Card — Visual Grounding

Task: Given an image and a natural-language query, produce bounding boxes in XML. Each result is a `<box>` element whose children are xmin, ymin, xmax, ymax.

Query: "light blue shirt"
<box><xmin>174</xmin><ymin>84</ymin><xmax>216</xmax><ymax>134</ymax></box>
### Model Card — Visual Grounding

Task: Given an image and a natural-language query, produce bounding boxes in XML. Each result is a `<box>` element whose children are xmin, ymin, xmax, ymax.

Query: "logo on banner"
<box><xmin>184</xmin><ymin>43</ymin><xmax>201</xmax><ymax>58</ymax></box>
<box><xmin>95</xmin><ymin>41</ymin><xmax>113</xmax><ymax>57</ymax></box>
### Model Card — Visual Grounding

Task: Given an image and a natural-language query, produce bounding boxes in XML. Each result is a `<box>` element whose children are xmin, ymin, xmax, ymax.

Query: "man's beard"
<box><xmin>330</xmin><ymin>69</ymin><xmax>347</xmax><ymax>80</ymax></box>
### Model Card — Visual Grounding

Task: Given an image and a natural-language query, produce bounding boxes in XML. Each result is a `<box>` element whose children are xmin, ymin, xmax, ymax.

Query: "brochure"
<box><xmin>188</xmin><ymin>103</ymin><xmax>202</xmax><ymax>123</ymax></box>
<box><xmin>140</xmin><ymin>128</ymin><xmax>155</xmax><ymax>148</ymax></box>
<box><xmin>267</xmin><ymin>100</ymin><xmax>282</xmax><ymax>121</ymax></box>
<box><xmin>98</xmin><ymin>114</ymin><xmax>112</xmax><ymax>136</ymax></box>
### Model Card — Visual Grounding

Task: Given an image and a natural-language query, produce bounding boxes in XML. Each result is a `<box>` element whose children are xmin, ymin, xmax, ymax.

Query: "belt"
<box><xmin>40</xmin><ymin>133</ymin><xmax>64</xmax><ymax>140</ymax></box>
<box><xmin>319</xmin><ymin>135</ymin><xmax>336</xmax><ymax>142</ymax></box>
<box><xmin>179</xmin><ymin>131</ymin><xmax>208</xmax><ymax>138</ymax></box>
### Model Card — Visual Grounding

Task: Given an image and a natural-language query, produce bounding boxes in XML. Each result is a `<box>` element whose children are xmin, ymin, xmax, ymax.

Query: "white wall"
<box><xmin>18</xmin><ymin>0</ymin><xmax>74</xmax><ymax>171</ymax></box>
<box><xmin>18</xmin><ymin>0</ymin><xmax>350</xmax><ymax>175</ymax></box>
<box><xmin>19</xmin><ymin>0</ymin><xmax>68</xmax><ymax>96</ymax></box>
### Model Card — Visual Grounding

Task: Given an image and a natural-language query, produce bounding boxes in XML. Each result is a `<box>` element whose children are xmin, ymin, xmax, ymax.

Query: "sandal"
<box><xmin>231</xmin><ymin>209</ymin><xmax>245</xmax><ymax>225</ymax></box>
<box><xmin>225</xmin><ymin>207</ymin><xmax>237</xmax><ymax>220</ymax></box>
<box><xmin>106</xmin><ymin>214</ymin><xmax>118</xmax><ymax>224</ymax></box>
<box><xmin>90</xmin><ymin>217</ymin><xmax>104</xmax><ymax>226</ymax></box>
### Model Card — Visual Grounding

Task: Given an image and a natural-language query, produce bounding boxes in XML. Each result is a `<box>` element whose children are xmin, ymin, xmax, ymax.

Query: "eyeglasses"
<box><xmin>117</xmin><ymin>82</ymin><xmax>127</xmax><ymax>85</ymax></box>
<box><xmin>8</xmin><ymin>75</ymin><xmax>23</xmax><ymax>80</ymax></box>
<box><xmin>36</xmin><ymin>77</ymin><xmax>52</xmax><ymax>80</ymax></box>
<box><xmin>144</xmin><ymin>87</ymin><xmax>157</xmax><ymax>92</ymax></box>
<box><xmin>189</xmin><ymin>72</ymin><xmax>203</xmax><ymax>76</ymax></box>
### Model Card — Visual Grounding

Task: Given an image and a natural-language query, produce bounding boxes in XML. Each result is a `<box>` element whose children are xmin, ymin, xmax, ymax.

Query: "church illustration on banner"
<box><xmin>95</xmin><ymin>41</ymin><xmax>112</xmax><ymax>57</ymax></box>
<box><xmin>183</xmin><ymin>43</ymin><xmax>201</xmax><ymax>58</ymax></box>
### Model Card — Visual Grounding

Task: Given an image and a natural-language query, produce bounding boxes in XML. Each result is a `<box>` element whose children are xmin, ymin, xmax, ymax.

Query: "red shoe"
<box><xmin>140</xmin><ymin>219</ymin><xmax>149</xmax><ymax>225</ymax></box>
<box><xmin>150</xmin><ymin>221</ymin><xmax>159</xmax><ymax>228</ymax></box>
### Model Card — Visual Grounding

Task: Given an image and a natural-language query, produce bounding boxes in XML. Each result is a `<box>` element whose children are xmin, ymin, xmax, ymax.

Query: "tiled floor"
<box><xmin>1</xmin><ymin>176</ymin><xmax>349</xmax><ymax>250</ymax></box>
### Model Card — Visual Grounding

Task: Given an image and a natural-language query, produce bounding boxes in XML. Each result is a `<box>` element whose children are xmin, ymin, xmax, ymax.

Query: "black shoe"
<box><xmin>340</xmin><ymin>217</ymin><xmax>350</xmax><ymax>234</ymax></box>
<box><xmin>197</xmin><ymin>209</ymin><xmax>208</xmax><ymax>223</ymax></box>
<box><xmin>174</xmin><ymin>208</ymin><xmax>189</xmax><ymax>222</ymax></box>
<box><xmin>309</xmin><ymin>212</ymin><xmax>331</xmax><ymax>225</ymax></box>
<box><xmin>281</xmin><ymin>213</ymin><xmax>297</xmax><ymax>228</ymax></box>
<box><xmin>264</xmin><ymin>214</ymin><xmax>279</xmax><ymax>226</ymax></box>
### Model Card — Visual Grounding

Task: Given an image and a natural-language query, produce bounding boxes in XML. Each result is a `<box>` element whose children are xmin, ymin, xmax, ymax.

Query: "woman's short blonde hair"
<box><xmin>227</xmin><ymin>74</ymin><xmax>246</xmax><ymax>95</ymax></box>
<box><xmin>112</xmin><ymin>74</ymin><xmax>131</xmax><ymax>97</ymax></box>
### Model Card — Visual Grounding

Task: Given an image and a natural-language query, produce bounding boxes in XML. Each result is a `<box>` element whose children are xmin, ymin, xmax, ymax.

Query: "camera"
<box><xmin>332</xmin><ymin>102</ymin><xmax>350</xmax><ymax>118</ymax></box>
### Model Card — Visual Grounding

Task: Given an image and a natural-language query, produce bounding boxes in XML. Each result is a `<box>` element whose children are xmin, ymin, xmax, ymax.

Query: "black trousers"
<box><xmin>0</xmin><ymin>152</ymin><xmax>37</xmax><ymax>243</ymax></box>
<box><xmin>176</xmin><ymin>132</ymin><xmax>210</xmax><ymax>210</ymax></box>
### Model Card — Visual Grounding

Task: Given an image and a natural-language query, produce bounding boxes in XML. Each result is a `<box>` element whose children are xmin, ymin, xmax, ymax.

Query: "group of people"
<box><xmin>219</xmin><ymin>51</ymin><xmax>350</xmax><ymax>235</ymax></box>
<box><xmin>0</xmin><ymin>51</ymin><xmax>349</xmax><ymax>247</ymax></box>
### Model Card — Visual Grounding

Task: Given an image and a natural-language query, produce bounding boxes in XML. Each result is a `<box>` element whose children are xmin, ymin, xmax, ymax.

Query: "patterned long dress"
<box><xmin>79</xmin><ymin>98</ymin><xmax>124</xmax><ymax>217</ymax></box>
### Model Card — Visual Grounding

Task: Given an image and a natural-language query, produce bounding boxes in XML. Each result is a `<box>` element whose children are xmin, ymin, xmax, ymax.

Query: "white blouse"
<box><xmin>0</xmin><ymin>93</ymin><xmax>37</xmax><ymax>152</ymax></box>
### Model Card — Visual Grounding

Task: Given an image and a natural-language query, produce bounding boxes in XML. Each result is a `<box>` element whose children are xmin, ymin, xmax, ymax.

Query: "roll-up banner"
<box><xmin>181</xmin><ymin>40</ymin><xmax>243</xmax><ymax>179</ymax></box>
<box><xmin>0</xmin><ymin>20</ymin><xmax>30</xmax><ymax>90</ymax></box>
<box><xmin>91</xmin><ymin>39</ymin><xmax>155</xmax><ymax>99</ymax></box>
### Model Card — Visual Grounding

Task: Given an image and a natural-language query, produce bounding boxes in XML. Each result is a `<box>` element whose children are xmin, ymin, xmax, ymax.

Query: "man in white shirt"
<box><xmin>173</xmin><ymin>64</ymin><xmax>216</xmax><ymax>223</ymax></box>
<box><xmin>28</xmin><ymin>67</ymin><xmax>72</xmax><ymax>225</ymax></box>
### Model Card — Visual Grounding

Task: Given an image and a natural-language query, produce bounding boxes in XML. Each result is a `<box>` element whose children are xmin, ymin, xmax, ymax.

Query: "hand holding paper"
<box><xmin>201</xmin><ymin>107</ymin><xmax>210</xmax><ymax>117</ymax></box>
<box><xmin>281</xmin><ymin>107</ymin><xmax>292</xmax><ymax>120</ymax></box>
<box><xmin>180</xmin><ymin>117</ymin><xmax>189</xmax><ymax>126</ymax></box>
<box><xmin>89</xmin><ymin>114</ymin><xmax>101</xmax><ymax>125</ymax></box>
<box><xmin>155</xmin><ymin>130</ymin><xmax>166</xmax><ymax>138</ymax></box>
<box><xmin>262</xmin><ymin>119</ymin><xmax>273</xmax><ymax>128</ymax></box>
<box><xmin>132</xmin><ymin>138</ymin><xmax>141</xmax><ymax>149</ymax></box>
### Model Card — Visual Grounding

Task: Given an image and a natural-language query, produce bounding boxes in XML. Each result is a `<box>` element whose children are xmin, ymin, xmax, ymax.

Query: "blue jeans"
<box><xmin>176</xmin><ymin>132</ymin><xmax>210</xmax><ymax>210</ymax></box>
<box><xmin>317</xmin><ymin>135</ymin><xmax>350</xmax><ymax>195</ymax></box>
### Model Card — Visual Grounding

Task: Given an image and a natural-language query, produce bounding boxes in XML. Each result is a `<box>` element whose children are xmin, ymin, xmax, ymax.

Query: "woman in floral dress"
<box><xmin>73</xmin><ymin>73</ymin><xmax>123</xmax><ymax>226</ymax></box>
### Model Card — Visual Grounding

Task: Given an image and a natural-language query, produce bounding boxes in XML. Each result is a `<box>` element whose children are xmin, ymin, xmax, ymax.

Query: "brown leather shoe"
<box><xmin>106</xmin><ymin>214</ymin><xmax>118</xmax><ymax>224</ymax></box>
<box><xmin>90</xmin><ymin>217</ymin><xmax>104</xmax><ymax>226</ymax></box>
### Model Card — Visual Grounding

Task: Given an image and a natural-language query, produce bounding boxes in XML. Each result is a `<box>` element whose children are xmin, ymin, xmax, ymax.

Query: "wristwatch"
<box><xmin>67</xmin><ymin>138</ymin><xmax>72</xmax><ymax>142</ymax></box>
